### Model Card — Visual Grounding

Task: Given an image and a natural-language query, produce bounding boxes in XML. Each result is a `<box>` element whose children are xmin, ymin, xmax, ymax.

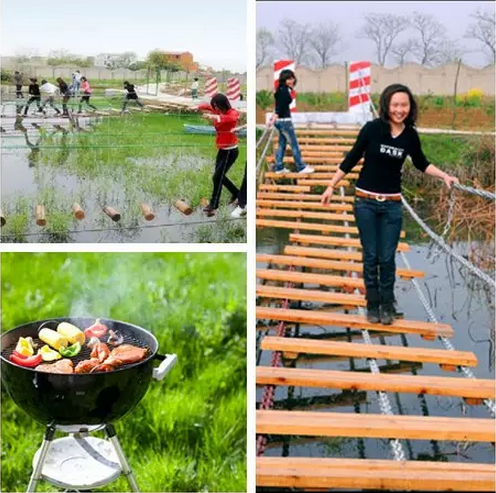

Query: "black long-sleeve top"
<box><xmin>339</xmin><ymin>118</ymin><xmax>430</xmax><ymax>194</ymax></box>
<box><xmin>29</xmin><ymin>83</ymin><xmax>40</xmax><ymax>96</ymax></box>
<box><xmin>274</xmin><ymin>84</ymin><xmax>292</xmax><ymax>118</ymax></box>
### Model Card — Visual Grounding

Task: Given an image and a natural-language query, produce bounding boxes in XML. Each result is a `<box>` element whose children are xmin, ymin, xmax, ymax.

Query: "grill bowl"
<box><xmin>1</xmin><ymin>317</ymin><xmax>161</xmax><ymax>426</ymax></box>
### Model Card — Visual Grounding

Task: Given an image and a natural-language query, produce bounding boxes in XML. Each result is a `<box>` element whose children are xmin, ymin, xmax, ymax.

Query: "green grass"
<box><xmin>1</xmin><ymin>252</ymin><xmax>246</xmax><ymax>492</ymax></box>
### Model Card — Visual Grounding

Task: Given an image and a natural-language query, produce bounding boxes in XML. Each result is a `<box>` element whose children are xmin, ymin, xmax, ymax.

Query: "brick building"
<box><xmin>162</xmin><ymin>52</ymin><xmax>198</xmax><ymax>72</ymax></box>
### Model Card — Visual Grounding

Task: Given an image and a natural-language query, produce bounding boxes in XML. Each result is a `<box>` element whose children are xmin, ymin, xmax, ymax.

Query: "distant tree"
<box><xmin>359</xmin><ymin>13</ymin><xmax>409</xmax><ymax>66</ymax></box>
<box><xmin>128</xmin><ymin>61</ymin><xmax>147</xmax><ymax>71</ymax></box>
<box><xmin>408</xmin><ymin>12</ymin><xmax>448</xmax><ymax>66</ymax></box>
<box><xmin>278</xmin><ymin>19</ymin><xmax>311</xmax><ymax>66</ymax></box>
<box><xmin>465</xmin><ymin>9</ymin><xmax>495</xmax><ymax>63</ymax></box>
<box><xmin>257</xmin><ymin>28</ymin><xmax>275</xmax><ymax>68</ymax></box>
<box><xmin>391</xmin><ymin>39</ymin><xmax>418</xmax><ymax>66</ymax></box>
<box><xmin>309</xmin><ymin>22</ymin><xmax>340</xmax><ymax>69</ymax></box>
<box><xmin>47</xmin><ymin>49</ymin><xmax>91</xmax><ymax>67</ymax></box>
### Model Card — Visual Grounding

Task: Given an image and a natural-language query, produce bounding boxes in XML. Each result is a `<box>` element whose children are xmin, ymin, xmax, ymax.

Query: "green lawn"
<box><xmin>1</xmin><ymin>252</ymin><xmax>246</xmax><ymax>491</ymax></box>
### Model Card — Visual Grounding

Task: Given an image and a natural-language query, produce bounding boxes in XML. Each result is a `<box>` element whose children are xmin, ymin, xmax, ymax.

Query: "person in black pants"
<box><xmin>24</xmin><ymin>78</ymin><xmax>42</xmax><ymax>116</ymax></box>
<box><xmin>321</xmin><ymin>84</ymin><xmax>459</xmax><ymax>325</ymax></box>
<box><xmin>14</xmin><ymin>71</ymin><xmax>23</xmax><ymax>98</ymax></box>
<box><xmin>56</xmin><ymin>78</ymin><xmax>72</xmax><ymax>116</ymax></box>
<box><xmin>121</xmin><ymin>81</ymin><xmax>144</xmax><ymax>113</ymax></box>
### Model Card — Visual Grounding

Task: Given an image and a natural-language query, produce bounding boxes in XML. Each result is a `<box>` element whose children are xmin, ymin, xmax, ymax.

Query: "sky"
<box><xmin>257</xmin><ymin>1</ymin><xmax>495</xmax><ymax>68</ymax></box>
<box><xmin>1</xmin><ymin>0</ymin><xmax>247</xmax><ymax>72</ymax></box>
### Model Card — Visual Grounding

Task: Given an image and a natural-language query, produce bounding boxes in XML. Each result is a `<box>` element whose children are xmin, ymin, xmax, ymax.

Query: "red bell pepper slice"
<box><xmin>9</xmin><ymin>353</ymin><xmax>42</xmax><ymax>368</ymax></box>
<box><xmin>84</xmin><ymin>319</ymin><xmax>108</xmax><ymax>339</ymax></box>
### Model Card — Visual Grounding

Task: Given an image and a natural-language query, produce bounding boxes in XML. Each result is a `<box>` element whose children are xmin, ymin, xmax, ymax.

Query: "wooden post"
<box><xmin>140</xmin><ymin>203</ymin><xmax>155</xmax><ymax>221</ymax></box>
<box><xmin>451</xmin><ymin>58</ymin><xmax>462</xmax><ymax>130</ymax></box>
<box><xmin>103</xmin><ymin>206</ymin><xmax>121</xmax><ymax>222</ymax></box>
<box><xmin>200</xmin><ymin>198</ymin><xmax>209</xmax><ymax>208</ymax></box>
<box><xmin>72</xmin><ymin>203</ymin><xmax>85</xmax><ymax>220</ymax></box>
<box><xmin>174</xmin><ymin>199</ymin><xmax>193</xmax><ymax>216</ymax></box>
<box><xmin>35</xmin><ymin>205</ymin><xmax>46</xmax><ymax>226</ymax></box>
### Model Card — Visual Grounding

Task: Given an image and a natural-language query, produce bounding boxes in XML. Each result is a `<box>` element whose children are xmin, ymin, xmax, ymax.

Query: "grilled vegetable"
<box><xmin>87</xmin><ymin>337</ymin><xmax>100</xmax><ymax>349</ymax></box>
<box><xmin>15</xmin><ymin>337</ymin><xmax>34</xmax><ymax>357</ymax></box>
<box><xmin>59</xmin><ymin>342</ymin><xmax>82</xmax><ymax>358</ymax></box>
<box><xmin>57</xmin><ymin>322</ymin><xmax>85</xmax><ymax>345</ymax></box>
<box><xmin>84</xmin><ymin>319</ymin><xmax>108</xmax><ymax>339</ymax></box>
<box><xmin>38</xmin><ymin>345</ymin><xmax>62</xmax><ymax>362</ymax></box>
<box><xmin>10</xmin><ymin>353</ymin><xmax>42</xmax><ymax>368</ymax></box>
<box><xmin>39</xmin><ymin>328</ymin><xmax>68</xmax><ymax>351</ymax></box>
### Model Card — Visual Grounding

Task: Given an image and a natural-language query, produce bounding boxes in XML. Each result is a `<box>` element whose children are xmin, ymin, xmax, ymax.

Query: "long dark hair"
<box><xmin>210</xmin><ymin>93</ymin><xmax>232</xmax><ymax>113</ymax></box>
<box><xmin>277</xmin><ymin>69</ymin><xmax>297</xmax><ymax>90</ymax></box>
<box><xmin>378</xmin><ymin>84</ymin><xmax>418</xmax><ymax>128</ymax></box>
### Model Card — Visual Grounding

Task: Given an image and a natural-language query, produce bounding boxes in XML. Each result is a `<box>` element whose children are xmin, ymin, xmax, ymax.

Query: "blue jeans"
<box><xmin>274</xmin><ymin>120</ymin><xmax>305</xmax><ymax>171</ymax></box>
<box><xmin>354</xmin><ymin>197</ymin><xmax>403</xmax><ymax>303</ymax></box>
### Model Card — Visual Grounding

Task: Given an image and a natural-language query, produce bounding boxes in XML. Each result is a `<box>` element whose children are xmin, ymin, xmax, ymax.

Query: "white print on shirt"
<box><xmin>380</xmin><ymin>144</ymin><xmax>404</xmax><ymax>158</ymax></box>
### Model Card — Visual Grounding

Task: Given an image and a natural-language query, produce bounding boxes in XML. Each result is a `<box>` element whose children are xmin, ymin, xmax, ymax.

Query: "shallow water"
<box><xmin>257</xmin><ymin>226</ymin><xmax>495</xmax><ymax>465</ymax></box>
<box><xmin>1</xmin><ymin>112</ymin><xmax>246</xmax><ymax>243</ymax></box>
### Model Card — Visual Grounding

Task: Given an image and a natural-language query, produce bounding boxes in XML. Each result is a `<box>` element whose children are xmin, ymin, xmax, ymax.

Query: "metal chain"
<box><xmin>340</xmin><ymin>187</ymin><xmax>407</xmax><ymax>461</ymax></box>
<box><xmin>402</xmin><ymin>196</ymin><xmax>495</xmax><ymax>289</ymax></box>
<box><xmin>399</xmin><ymin>251</ymin><xmax>496</xmax><ymax>417</ymax></box>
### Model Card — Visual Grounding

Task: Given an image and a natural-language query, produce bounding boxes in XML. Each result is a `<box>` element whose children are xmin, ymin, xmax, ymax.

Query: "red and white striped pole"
<box><xmin>227</xmin><ymin>77</ymin><xmax>240</xmax><ymax>101</ymax></box>
<box><xmin>348</xmin><ymin>61</ymin><xmax>371</xmax><ymax>112</ymax></box>
<box><xmin>274</xmin><ymin>60</ymin><xmax>296</xmax><ymax>112</ymax></box>
<box><xmin>204</xmin><ymin>77</ymin><xmax>218</xmax><ymax>98</ymax></box>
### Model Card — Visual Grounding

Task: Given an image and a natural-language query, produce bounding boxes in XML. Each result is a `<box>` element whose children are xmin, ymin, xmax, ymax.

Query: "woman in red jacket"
<box><xmin>198</xmin><ymin>94</ymin><xmax>240</xmax><ymax>217</ymax></box>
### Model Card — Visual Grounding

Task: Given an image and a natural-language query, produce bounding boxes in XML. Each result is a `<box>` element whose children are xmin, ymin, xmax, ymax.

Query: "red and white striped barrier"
<box><xmin>204</xmin><ymin>77</ymin><xmax>218</xmax><ymax>98</ymax></box>
<box><xmin>348</xmin><ymin>61</ymin><xmax>371</xmax><ymax>112</ymax></box>
<box><xmin>274</xmin><ymin>59</ymin><xmax>296</xmax><ymax>111</ymax></box>
<box><xmin>227</xmin><ymin>78</ymin><xmax>240</xmax><ymax>101</ymax></box>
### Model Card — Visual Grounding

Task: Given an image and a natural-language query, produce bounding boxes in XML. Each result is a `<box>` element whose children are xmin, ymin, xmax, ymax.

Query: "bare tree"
<box><xmin>257</xmin><ymin>28</ymin><xmax>275</xmax><ymax>69</ymax></box>
<box><xmin>278</xmin><ymin>19</ymin><xmax>311</xmax><ymax>66</ymax></box>
<box><xmin>309</xmin><ymin>22</ymin><xmax>340</xmax><ymax>69</ymax></box>
<box><xmin>391</xmin><ymin>39</ymin><xmax>418</xmax><ymax>66</ymax></box>
<box><xmin>359</xmin><ymin>13</ymin><xmax>409</xmax><ymax>66</ymax></box>
<box><xmin>409</xmin><ymin>12</ymin><xmax>448</xmax><ymax>66</ymax></box>
<box><xmin>465</xmin><ymin>9</ymin><xmax>495</xmax><ymax>63</ymax></box>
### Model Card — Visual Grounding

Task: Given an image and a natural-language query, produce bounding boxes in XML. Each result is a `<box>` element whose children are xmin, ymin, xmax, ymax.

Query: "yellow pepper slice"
<box><xmin>15</xmin><ymin>337</ymin><xmax>34</xmax><ymax>357</ymax></box>
<box><xmin>38</xmin><ymin>345</ymin><xmax>62</xmax><ymax>362</ymax></box>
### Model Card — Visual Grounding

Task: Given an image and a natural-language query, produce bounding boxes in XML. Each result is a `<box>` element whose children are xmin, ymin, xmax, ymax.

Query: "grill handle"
<box><xmin>152</xmin><ymin>353</ymin><xmax>178</xmax><ymax>381</ymax></box>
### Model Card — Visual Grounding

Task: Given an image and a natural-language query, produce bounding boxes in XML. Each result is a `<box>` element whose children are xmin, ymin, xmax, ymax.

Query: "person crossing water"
<box><xmin>78</xmin><ymin>77</ymin><xmax>97</xmax><ymax>113</ymax></box>
<box><xmin>121</xmin><ymin>81</ymin><xmax>144</xmax><ymax>113</ymax></box>
<box><xmin>198</xmin><ymin>94</ymin><xmax>241</xmax><ymax>217</ymax></box>
<box><xmin>56</xmin><ymin>78</ymin><xmax>72</xmax><ymax>116</ymax></box>
<box><xmin>40</xmin><ymin>79</ymin><xmax>61</xmax><ymax>115</ymax></box>
<box><xmin>23</xmin><ymin>78</ymin><xmax>43</xmax><ymax>116</ymax></box>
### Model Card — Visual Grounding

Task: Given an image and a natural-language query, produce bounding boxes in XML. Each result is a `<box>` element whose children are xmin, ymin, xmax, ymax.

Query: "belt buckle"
<box><xmin>375</xmin><ymin>194</ymin><xmax>386</xmax><ymax>202</ymax></box>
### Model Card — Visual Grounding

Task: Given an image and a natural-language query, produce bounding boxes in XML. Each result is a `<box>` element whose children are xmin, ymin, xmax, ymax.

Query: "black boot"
<box><xmin>366</xmin><ymin>301</ymin><xmax>380</xmax><ymax>323</ymax></box>
<box><xmin>365</xmin><ymin>287</ymin><xmax>380</xmax><ymax>324</ymax></box>
<box><xmin>380</xmin><ymin>301</ymin><xmax>395</xmax><ymax>325</ymax></box>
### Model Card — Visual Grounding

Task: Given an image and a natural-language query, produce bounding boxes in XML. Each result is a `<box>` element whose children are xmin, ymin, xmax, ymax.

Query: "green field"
<box><xmin>1</xmin><ymin>252</ymin><xmax>246</xmax><ymax>492</ymax></box>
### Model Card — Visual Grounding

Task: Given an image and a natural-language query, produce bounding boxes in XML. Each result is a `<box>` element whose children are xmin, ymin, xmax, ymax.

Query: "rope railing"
<box><xmin>256</xmin><ymin>126</ymin><xmax>275</xmax><ymax>175</ymax></box>
<box><xmin>452</xmin><ymin>182</ymin><xmax>495</xmax><ymax>201</ymax></box>
<box><xmin>401</xmin><ymin>196</ymin><xmax>495</xmax><ymax>289</ymax></box>
<box><xmin>399</xmin><ymin>251</ymin><xmax>496</xmax><ymax>417</ymax></box>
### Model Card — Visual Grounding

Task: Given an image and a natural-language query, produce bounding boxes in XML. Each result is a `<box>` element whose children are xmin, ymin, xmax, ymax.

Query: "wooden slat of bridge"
<box><xmin>256</xmin><ymin>209</ymin><xmax>356</xmax><ymax>222</ymax></box>
<box><xmin>266</xmin><ymin>156</ymin><xmax>349</xmax><ymax>164</ymax></box>
<box><xmin>257</xmin><ymin>199</ymin><xmax>353</xmax><ymax>211</ymax></box>
<box><xmin>257</xmin><ymin>284</ymin><xmax>366</xmax><ymax>306</ymax></box>
<box><xmin>256</xmin><ymin>366</ymin><xmax>494</xmax><ymax>399</ymax></box>
<box><xmin>280</xmin><ymin>137</ymin><xmax>357</xmax><ymax>145</ymax></box>
<box><xmin>285</xmin><ymin>244</ymin><xmax>413</xmax><ymax>260</ymax></box>
<box><xmin>294</xmin><ymin>129</ymin><xmax>360</xmax><ymax>136</ymax></box>
<box><xmin>265</xmin><ymin>171</ymin><xmax>359</xmax><ymax>180</ymax></box>
<box><xmin>289</xmin><ymin>233</ymin><xmax>410</xmax><ymax>251</ymax></box>
<box><xmin>257</xmin><ymin>192</ymin><xmax>355</xmax><ymax>202</ymax></box>
<box><xmin>257</xmin><ymin>457</ymin><xmax>495</xmax><ymax>491</ymax></box>
<box><xmin>260</xmin><ymin>336</ymin><xmax>478</xmax><ymax>367</ymax></box>
<box><xmin>257</xmin><ymin>254</ymin><xmax>424</xmax><ymax>279</ymax></box>
<box><xmin>257</xmin><ymin>410</ymin><xmax>493</xmax><ymax>441</ymax></box>
<box><xmin>256</xmin><ymin>307</ymin><xmax>454</xmax><ymax>338</ymax></box>
<box><xmin>258</xmin><ymin>184</ymin><xmax>311</xmax><ymax>192</ymax></box>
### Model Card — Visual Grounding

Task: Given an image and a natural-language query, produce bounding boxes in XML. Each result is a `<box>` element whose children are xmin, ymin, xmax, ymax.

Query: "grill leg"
<box><xmin>105</xmin><ymin>424</ymin><xmax>140</xmax><ymax>492</ymax></box>
<box><xmin>27</xmin><ymin>425</ymin><xmax>56</xmax><ymax>492</ymax></box>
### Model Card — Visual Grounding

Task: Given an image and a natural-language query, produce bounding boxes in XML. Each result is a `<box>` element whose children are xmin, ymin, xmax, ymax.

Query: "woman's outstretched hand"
<box><xmin>321</xmin><ymin>185</ymin><xmax>334</xmax><ymax>205</ymax></box>
<box><xmin>443</xmin><ymin>175</ymin><xmax>460</xmax><ymax>189</ymax></box>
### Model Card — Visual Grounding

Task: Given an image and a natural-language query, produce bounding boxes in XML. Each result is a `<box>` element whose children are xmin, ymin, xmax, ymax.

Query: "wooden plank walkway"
<box><xmin>256</xmin><ymin>123</ymin><xmax>494</xmax><ymax>491</ymax></box>
<box><xmin>257</xmin><ymin>457</ymin><xmax>495</xmax><ymax>491</ymax></box>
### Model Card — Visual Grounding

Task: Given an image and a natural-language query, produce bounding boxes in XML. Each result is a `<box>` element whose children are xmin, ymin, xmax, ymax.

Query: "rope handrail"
<box><xmin>401</xmin><ymin>196</ymin><xmax>495</xmax><ymax>288</ymax></box>
<box><xmin>452</xmin><ymin>182</ymin><xmax>495</xmax><ymax>201</ymax></box>
<box><xmin>256</xmin><ymin>126</ymin><xmax>276</xmax><ymax>175</ymax></box>
<box><xmin>0</xmin><ymin>216</ymin><xmax>246</xmax><ymax>239</ymax></box>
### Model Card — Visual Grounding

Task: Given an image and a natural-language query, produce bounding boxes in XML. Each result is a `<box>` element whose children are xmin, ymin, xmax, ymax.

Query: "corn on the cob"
<box><xmin>57</xmin><ymin>322</ymin><xmax>85</xmax><ymax>345</ymax></box>
<box><xmin>39</xmin><ymin>328</ymin><xmax>68</xmax><ymax>351</ymax></box>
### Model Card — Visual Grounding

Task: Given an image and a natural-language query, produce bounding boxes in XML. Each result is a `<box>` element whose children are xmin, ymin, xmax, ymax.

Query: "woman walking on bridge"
<box><xmin>268</xmin><ymin>69</ymin><xmax>314</xmax><ymax>175</ymax></box>
<box><xmin>321</xmin><ymin>84</ymin><xmax>459</xmax><ymax>325</ymax></box>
